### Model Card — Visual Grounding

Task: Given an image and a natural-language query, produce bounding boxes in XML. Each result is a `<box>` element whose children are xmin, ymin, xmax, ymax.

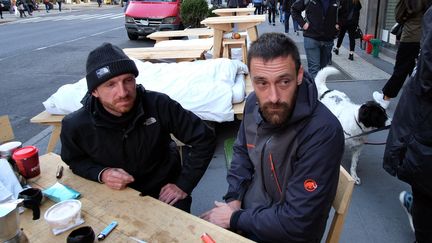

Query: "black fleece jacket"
<box><xmin>292</xmin><ymin>0</ymin><xmax>345</xmax><ymax>41</ymax></box>
<box><xmin>60</xmin><ymin>85</ymin><xmax>216</xmax><ymax>196</ymax></box>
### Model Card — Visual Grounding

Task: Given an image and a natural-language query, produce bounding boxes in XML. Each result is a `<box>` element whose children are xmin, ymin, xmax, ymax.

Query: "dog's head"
<box><xmin>358</xmin><ymin>101</ymin><xmax>389</xmax><ymax>128</ymax></box>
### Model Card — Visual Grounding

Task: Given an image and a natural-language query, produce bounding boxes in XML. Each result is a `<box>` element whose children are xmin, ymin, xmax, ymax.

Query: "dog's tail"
<box><xmin>314</xmin><ymin>66</ymin><xmax>340</xmax><ymax>97</ymax></box>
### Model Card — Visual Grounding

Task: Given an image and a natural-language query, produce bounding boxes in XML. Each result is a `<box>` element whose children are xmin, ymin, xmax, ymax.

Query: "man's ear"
<box><xmin>297</xmin><ymin>65</ymin><xmax>304</xmax><ymax>85</ymax></box>
<box><xmin>91</xmin><ymin>89</ymin><xmax>99</xmax><ymax>98</ymax></box>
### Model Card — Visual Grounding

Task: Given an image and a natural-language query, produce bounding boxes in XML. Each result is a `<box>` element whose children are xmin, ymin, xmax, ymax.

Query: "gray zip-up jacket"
<box><xmin>225</xmin><ymin>73</ymin><xmax>344</xmax><ymax>242</ymax></box>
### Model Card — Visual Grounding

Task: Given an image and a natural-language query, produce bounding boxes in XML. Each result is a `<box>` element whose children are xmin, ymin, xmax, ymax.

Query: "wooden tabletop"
<box><xmin>30</xmin><ymin>111</ymin><xmax>64</xmax><ymax>124</ymax></box>
<box><xmin>201</xmin><ymin>14</ymin><xmax>266</xmax><ymax>25</ymax></box>
<box><xmin>123</xmin><ymin>46</ymin><xmax>211</xmax><ymax>61</ymax></box>
<box><xmin>212</xmin><ymin>7</ymin><xmax>255</xmax><ymax>16</ymax></box>
<box><xmin>147</xmin><ymin>28</ymin><xmax>214</xmax><ymax>42</ymax></box>
<box><xmin>20</xmin><ymin>153</ymin><xmax>253</xmax><ymax>243</ymax></box>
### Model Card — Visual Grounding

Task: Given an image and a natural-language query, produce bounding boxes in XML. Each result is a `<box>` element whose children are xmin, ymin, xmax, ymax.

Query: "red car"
<box><xmin>124</xmin><ymin>0</ymin><xmax>183</xmax><ymax>40</ymax></box>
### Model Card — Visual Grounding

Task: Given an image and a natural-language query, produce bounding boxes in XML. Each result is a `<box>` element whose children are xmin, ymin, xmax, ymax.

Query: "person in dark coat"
<box><xmin>201</xmin><ymin>33</ymin><xmax>344</xmax><ymax>243</ymax></box>
<box><xmin>291</xmin><ymin>0</ymin><xmax>344</xmax><ymax>79</ymax></box>
<box><xmin>383</xmin><ymin>6</ymin><xmax>432</xmax><ymax>242</ymax></box>
<box><xmin>332</xmin><ymin>0</ymin><xmax>361</xmax><ymax>61</ymax></box>
<box><xmin>282</xmin><ymin>0</ymin><xmax>299</xmax><ymax>34</ymax></box>
<box><xmin>60</xmin><ymin>43</ymin><xmax>216</xmax><ymax>213</ymax></box>
<box><xmin>227</xmin><ymin>0</ymin><xmax>246</xmax><ymax>8</ymax></box>
<box><xmin>373</xmin><ymin>0</ymin><xmax>432</xmax><ymax>109</ymax></box>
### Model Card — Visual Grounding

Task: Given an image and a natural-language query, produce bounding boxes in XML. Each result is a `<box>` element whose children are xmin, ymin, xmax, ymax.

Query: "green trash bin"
<box><xmin>370</xmin><ymin>39</ymin><xmax>382</xmax><ymax>58</ymax></box>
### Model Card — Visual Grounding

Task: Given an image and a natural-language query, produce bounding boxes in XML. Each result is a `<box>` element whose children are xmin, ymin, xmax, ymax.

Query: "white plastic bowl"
<box><xmin>44</xmin><ymin>199</ymin><xmax>82</xmax><ymax>232</ymax></box>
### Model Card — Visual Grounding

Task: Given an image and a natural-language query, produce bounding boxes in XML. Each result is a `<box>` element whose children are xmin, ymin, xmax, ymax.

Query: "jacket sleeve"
<box><xmin>231</xmin><ymin>123</ymin><xmax>344</xmax><ymax>242</ymax></box>
<box><xmin>163</xmin><ymin>99</ymin><xmax>216</xmax><ymax>195</ymax></box>
<box><xmin>224</xmin><ymin>120</ymin><xmax>255</xmax><ymax>202</ymax></box>
<box><xmin>291</xmin><ymin>0</ymin><xmax>307</xmax><ymax>28</ymax></box>
<box><xmin>60</xmin><ymin>116</ymin><xmax>106</xmax><ymax>183</ymax></box>
<box><xmin>419</xmin><ymin>8</ymin><xmax>432</xmax><ymax>99</ymax></box>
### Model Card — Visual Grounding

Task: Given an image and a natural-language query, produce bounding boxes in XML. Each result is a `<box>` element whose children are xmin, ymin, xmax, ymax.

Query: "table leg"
<box><xmin>213</xmin><ymin>29</ymin><xmax>224</xmax><ymax>58</ymax></box>
<box><xmin>246</xmin><ymin>26</ymin><xmax>259</xmax><ymax>42</ymax></box>
<box><xmin>47</xmin><ymin>124</ymin><xmax>61</xmax><ymax>153</ymax></box>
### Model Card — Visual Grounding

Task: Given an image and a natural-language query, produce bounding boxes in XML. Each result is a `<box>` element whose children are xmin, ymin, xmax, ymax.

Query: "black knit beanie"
<box><xmin>85</xmin><ymin>43</ymin><xmax>139</xmax><ymax>92</ymax></box>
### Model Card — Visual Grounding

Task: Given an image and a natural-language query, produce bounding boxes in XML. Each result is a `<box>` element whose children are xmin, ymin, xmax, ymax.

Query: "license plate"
<box><xmin>140</xmin><ymin>20</ymin><xmax>149</xmax><ymax>26</ymax></box>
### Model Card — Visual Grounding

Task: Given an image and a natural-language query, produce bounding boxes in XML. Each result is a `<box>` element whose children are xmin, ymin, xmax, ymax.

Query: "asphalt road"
<box><xmin>0</xmin><ymin>7</ymin><xmax>154</xmax><ymax>143</ymax></box>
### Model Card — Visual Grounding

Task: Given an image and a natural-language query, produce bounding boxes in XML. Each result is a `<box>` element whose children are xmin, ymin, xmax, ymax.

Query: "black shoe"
<box><xmin>272</xmin><ymin>23</ymin><xmax>275</xmax><ymax>26</ymax></box>
<box><xmin>348</xmin><ymin>54</ymin><xmax>354</xmax><ymax>61</ymax></box>
<box><xmin>333</xmin><ymin>48</ymin><xmax>339</xmax><ymax>55</ymax></box>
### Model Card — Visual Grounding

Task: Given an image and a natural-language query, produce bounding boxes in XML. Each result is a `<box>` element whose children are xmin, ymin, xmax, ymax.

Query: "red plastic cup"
<box><xmin>12</xmin><ymin>146</ymin><xmax>41</xmax><ymax>179</ymax></box>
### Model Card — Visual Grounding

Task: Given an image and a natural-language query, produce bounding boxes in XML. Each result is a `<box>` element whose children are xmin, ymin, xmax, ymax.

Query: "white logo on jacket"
<box><xmin>143</xmin><ymin>117</ymin><xmax>156</xmax><ymax>126</ymax></box>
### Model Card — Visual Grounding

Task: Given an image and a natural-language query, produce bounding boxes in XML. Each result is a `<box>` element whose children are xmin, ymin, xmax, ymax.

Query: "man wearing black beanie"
<box><xmin>60</xmin><ymin>43</ymin><xmax>216</xmax><ymax>212</ymax></box>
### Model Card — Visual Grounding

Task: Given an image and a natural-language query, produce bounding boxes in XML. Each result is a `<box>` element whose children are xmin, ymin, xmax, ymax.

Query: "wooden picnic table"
<box><xmin>20</xmin><ymin>153</ymin><xmax>254</xmax><ymax>243</ymax></box>
<box><xmin>212</xmin><ymin>7</ymin><xmax>256</xmax><ymax>16</ymax></box>
<box><xmin>201</xmin><ymin>15</ymin><xmax>266</xmax><ymax>58</ymax></box>
<box><xmin>147</xmin><ymin>28</ymin><xmax>214</xmax><ymax>43</ymax></box>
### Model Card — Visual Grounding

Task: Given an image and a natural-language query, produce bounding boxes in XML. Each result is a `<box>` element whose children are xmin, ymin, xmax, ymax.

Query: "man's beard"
<box><xmin>260</xmin><ymin>101</ymin><xmax>293</xmax><ymax>125</ymax></box>
<box><xmin>259</xmin><ymin>90</ymin><xmax>297</xmax><ymax>126</ymax></box>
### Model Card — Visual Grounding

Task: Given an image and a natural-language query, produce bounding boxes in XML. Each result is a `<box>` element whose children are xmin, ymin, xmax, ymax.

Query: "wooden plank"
<box><xmin>147</xmin><ymin>28</ymin><xmax>214</xmax><ymax>42</ymax></box>
<box><xmin>201</xmin><ymin>15</ymin><xmax>266</xmax><ymax>25</ymax></box>
<box><xmin>0</xmin><ymin>115</ymin><xmax>15</xmax><ymax>143</ymax></box>
<box><xmin>123</xmin><ymin>46</ymin><xmax>209</xmax><ymax>61</ymax></box>
<box><xmin>20</xmin><ymin>153</ymin><xmax>254</xmax><ymax>243</ymax></box>
<box><xmin>30</xmin><ymin>111</ymin><xmax>64</xmax><ymax>124</ymax></box>
<box><xmin>212</xmin><ymin>8</ymin><xmax>256</xmax><ymax>16</ymax></box>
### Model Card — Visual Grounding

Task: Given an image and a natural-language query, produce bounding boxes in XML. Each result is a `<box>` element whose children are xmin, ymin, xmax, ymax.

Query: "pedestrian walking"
<box><xmin>282</xmin><ymin>0</ymin><xmax>300</xmax><ymax>35</ymax></box>
<box><xmin>43</xmin><ymin>0</ymin><xmax>50</xmax><ymax>12</ymax></box>
<box><xmin>252</xmin><ymin>0</ymin><xmax>263</xmax><ymax>15</ymax></box>
<box><xmin>97</xmin><ymin>0</ymin><xmax>102</xmax><ymax>7</ymax></box>
<box><xmin>333</xmin><ymin>0</ymin><xmax>362</xmax><ymax>61</ymax></box>
<box><xmin>0</xmin><ymin>3</ymin><xmax>3</xmax><ymax>19</ymax></box>
<box><xmin>56</xmin><ymin>0</ymin><xmax>62</xmax><ymax>11</ymax></box>
<box><xmin>292</xmin><ymin>0</ymin><xmax>344</xmax><ymax>78</ymax></box>
<box><xmin>373</xmin><ymin>0</ymin><xmax>432</xmax><ymax>109</ymax></box>
<box><xmin>267</xmin><ymin>0</ymin><xmax>276</xmax><ymax>25</ymax></box>
<box><xmin>383</xmin><ymin>6</ymin><xmax>432</xmax><ymax>242</ymax></box>
<box><xmin>16</xmin><ymin>0</ymin><xmax>27</xmax><ymax>17</ymax></box>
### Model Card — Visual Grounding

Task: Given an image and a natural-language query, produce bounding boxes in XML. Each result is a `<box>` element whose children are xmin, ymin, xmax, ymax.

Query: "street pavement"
<box><xmin>14</xmin><ymin>8</ymin><xmax>416</xmax><ymax>243</ymax></box>
<box><xmin>0</xmin><ymin>1</ymin><xmax>119</xmax><ymax>24</ymax></box>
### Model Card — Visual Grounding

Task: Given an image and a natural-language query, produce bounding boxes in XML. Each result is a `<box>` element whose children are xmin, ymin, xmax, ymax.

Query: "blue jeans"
<box><xmin>303</xmin><ymin>37</ymin><xmax>334</xmax><ymax>78</ymax></box>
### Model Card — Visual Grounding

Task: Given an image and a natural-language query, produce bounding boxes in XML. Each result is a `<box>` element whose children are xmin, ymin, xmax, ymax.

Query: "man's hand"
<box><xmin>200</xmin><ymin>201</ymin><xmax>236</xmax><ymax>229</ymax></box>
<box><xmin>335</xmin><ymin>24</ymin><xmax>340</xmax><ymax>30</ymax></box>
<box><xmin>101</xmin><ymin>168</ymin><xmax>134</xmax><ymax>190</ymax></box>
<box><xmin>159</xmin><ymin>183</ymin><xmax>187</xmax><ymax>206</ymax></box>
<box><xmin>227</xmin><ymin>200</ymin><xmax>241</xmax><ymax>211</ymax></box>
<box><xmin>303</xmin><ymin>22</ymin><xmax>309</xmax><ymax>30</ymax></box>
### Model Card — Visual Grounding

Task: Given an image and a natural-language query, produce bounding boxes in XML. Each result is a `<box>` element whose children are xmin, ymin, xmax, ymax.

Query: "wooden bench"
<box><xmin>147</xmin><ymin>28</ymin><xmax>214</xmax><ymax>43</ymax></box>
<box><xmin>123</xmin><ymin>45</ymin><xmax>211</xmax><ymax>62</ymax></box>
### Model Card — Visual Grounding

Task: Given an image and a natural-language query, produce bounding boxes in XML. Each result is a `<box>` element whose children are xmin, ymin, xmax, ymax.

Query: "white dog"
<box><xmin>315</xmin><ymin>67</ymin><xmax>390</xmax><ymax>184</ymax></box>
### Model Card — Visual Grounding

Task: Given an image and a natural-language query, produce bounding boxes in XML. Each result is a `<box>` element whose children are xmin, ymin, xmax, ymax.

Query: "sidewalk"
<box><xmin>0</xmin><ymin>1</ymin><xmax>118</xmax><ymax>24</ymax></box>
<box><xmin>23</xmin><ymin>15</ymin><xmax>416</xmax><ymax>243</ymax></box>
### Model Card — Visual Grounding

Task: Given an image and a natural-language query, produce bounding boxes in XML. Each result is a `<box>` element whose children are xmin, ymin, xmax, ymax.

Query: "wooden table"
<box><xmin>20</xmin><ymin>153</ymin><xmax>254</xmax><ymax>243</ymax></box>
<box><xmin>201</xmin><ymin>15</ymin><xmax>265</xmax><ymax>58</ymax></box>
<box><xmin>212</xmin><ymin>7</ymin><xmax>256</xmax><ymax>16</ymax></box>
<box><xmin>123</xmin><ymin>45</ymin><xmax>213</xmax><ymax>62</ymax></box>
<box><xmin>147</xmin><ymin>28</ymin><xmax>214</xmax><ymax>43</ymax></box>
<box><xmin>30</xmin><ymin>111</ymin><xmax>64</xmax><ymax>153</ymax></box>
